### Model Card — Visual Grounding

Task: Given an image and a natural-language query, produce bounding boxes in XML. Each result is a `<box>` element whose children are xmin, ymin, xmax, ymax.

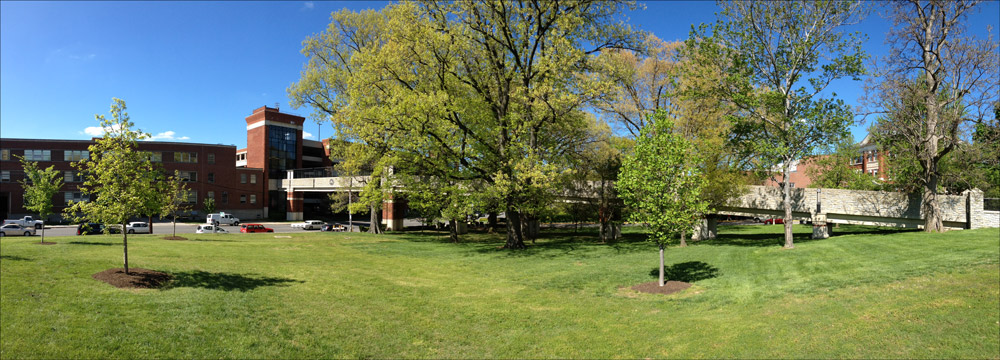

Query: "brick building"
<box><xmin>0</xmin><ymin>106</ymin><xmax>333</xmax><ymax>223</ymax></box>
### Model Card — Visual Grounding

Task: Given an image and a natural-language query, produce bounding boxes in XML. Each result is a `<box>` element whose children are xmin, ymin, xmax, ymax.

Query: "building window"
<box><xmin>178</xmin><ymin>171</ymin><xmax>197</xmax><ymax>182</ymax></box>
<box><xmin>208</xmin><ymin>173</ymin><xmax>215</xmax><ymax>183</ymax></box>
<box><xmin>250</xmin><ymin>194</ymin><xmax>256</xmax><ymax>204</ymax></box>
<box><xmin>1</xmin><ymin>149</ymin><xmax>11</xmax><ymax>161</ymax></box>
<box><xmin>222</xmin><ymin>192</ymin><xmax>229</xmax><ymax>204</ymax></box>
<box><xmin>267</xmin><ymin>125</ymin><xmax>298</xmax><ymax>177</ymax></box>
<box><xmin>64</xmin><ymin>171</ymin><xmax>84</xmax><ymax>183</ymax></box>
<box><xmin>207</xmin><ymin>191</ymin><xmax>215</xmax><ymax>200</ymax></box>
<box><xmin>64</xmin><ymin>150</ymin><xmax>89</xmax><ymax>162</ymax></box>
<box><xmin>789</xmin><ymin>183</ymin><xmax>796</xmax><ymax>188</ymax></box>
<box><xmin>148</xmin><ymin>152</ymin><xmax>163</xmax><ymax>162</ymax></box>
<box><xmin>250</xmin><ymin>174</ymin><xmax>257</xmax><ymax>184</ymax></box>
<box><xmin>174</xmin><ymin>152</ymin><xmax>198</xmax><ymax>163</ymax></box>
<box><xmin>185</xmin><ymin>192</ymin><xmax>198</xmax><ymax>204</ymax></box>
<box><xmin>241</xmin><ymin>174</ymin><xmax>247</xmax><ymax>184</ymax></box>
<box><xmin>208</xmin><ymin>153</ymin><xmax>215</xmax><ymax>164</ymax></box>
<box><xmin>0</xmin><ymin>171</ymin><xmax>9</xmax><ymax>182</ymax></box>
<box><xmin>240</xmin><ymin>195</ymin><xmax>247</xmax><ymax>204</ymax></box>
<box><xmin>24</xmin><ymin>150</ymin><xmax>51</xmax><ymax>161</ymax></box>
<box><xmin>64</xmin><ymin>192</ymin><xmax>89</xmax><ymax>204</ymax></box>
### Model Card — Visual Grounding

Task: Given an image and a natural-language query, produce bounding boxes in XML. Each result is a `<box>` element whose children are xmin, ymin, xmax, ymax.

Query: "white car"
<box><xmin>0</xmin><ymin>224</ymin><xmax>36</xmax><ymax>237</ymax></box>
<box><xmin>196</xmin><ymin>225</ymin><xmax>228</xmax><ymax>234</ymax></box>
<box><xmin>292</xmin><ymin>220</ymin><xmax>325</xmax><ymax>230</ymax></box>
<box><xmin>125</xmin><ymin>222</ymin><xmax>151</xmax><ymax>234</ymax></box>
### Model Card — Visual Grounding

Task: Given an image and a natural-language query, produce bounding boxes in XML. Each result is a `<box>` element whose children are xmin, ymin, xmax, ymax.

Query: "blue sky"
<box><xmin>2</xmin><ymin>1</ymin><xmax>997</xmax><ymax>148</ymax></box>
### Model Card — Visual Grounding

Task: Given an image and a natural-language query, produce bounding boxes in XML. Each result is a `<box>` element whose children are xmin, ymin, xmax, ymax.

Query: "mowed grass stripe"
<box><xmin>1</xmin><ymin>226</ymin><xmax>997</xmax><ymax>358</ymax></box>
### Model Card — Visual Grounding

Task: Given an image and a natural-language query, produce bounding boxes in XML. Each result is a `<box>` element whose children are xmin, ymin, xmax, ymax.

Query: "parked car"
<box><xmin>764</xmin><ymin>218</ymin><xmax>785</xmax><ymax>225</ymax></box>
<box><xmin>196</xmin><ymin>225</ymin><xmax>228</xmax><ymax>234</ymax></box>
<box><xmin>292</xmin><ymin>220</ymin><xmax>325</xmax><ymax>230</ymax></box>
<box><xmin>0</xmin><ymin>224</ymin><xmax>36</xmax><ymax>237</ymax></box>
<box><xmin>207</xmin><ymin>213</ymin><xmax>240</xmax><ymax>226</ymax></box>
<box><xmin>125</xmin><ymin>222</ymin><xmax>151</xmax><ymax>234</ymax></box>
<box><xmin>78</xmin><ymin>223</ymin><xmax>105</xmax><ymax>235</ymax></box>
<box><xmin>240</xmin><ymin>224</ymin><xmax>273</xmax><ymax>233</ymax></box>
<box><xmin>3</xmin><ymin>216</ymin><xmax>43</xmax><ymax>229</ymax></box>
<box><xmin>321</xmin><ymin>224</ymin><xmax>347</xmax><ymax>232</ymax></box>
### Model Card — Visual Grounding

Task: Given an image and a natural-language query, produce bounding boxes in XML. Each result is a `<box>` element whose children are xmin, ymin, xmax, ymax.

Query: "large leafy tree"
<box><xmin>689</xmin><ymin>0</ymin><xmax>867</xmax><ymax>248</ymax></box>
<box><xmin>289</xmin><ymin>1</ymin><xmax>641</xmax><ymax>249</ymax></box>
<box><xmin>619</xmin><ymin>110</ymin><xmax>709</xmax><ymax>286</ymax></box>
<box><xmin>866</xmin><ymin>0</ymin><xmax>998</xmax><ymax>231</ymax></box>
<box><xmin>17</xmin><ymin>157</ymin><xmax>64</xmax><ymax>244</ymax></box>
<box><xmin>64</xmin><ymin>98</ymin><xmax>162</xmax><ymax>274</ymax></box>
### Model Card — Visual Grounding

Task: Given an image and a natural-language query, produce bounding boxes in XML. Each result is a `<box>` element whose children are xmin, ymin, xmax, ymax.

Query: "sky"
<box><xmin>1</xmin><ymin>1</ymin><xmax>998</xmax><ymax>149</ymax></box>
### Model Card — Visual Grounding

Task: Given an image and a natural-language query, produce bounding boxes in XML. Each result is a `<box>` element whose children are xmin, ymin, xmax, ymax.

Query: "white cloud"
<box><xmin>303</xmin><ymin>131</ymin><xmax>315</xmax><ymax>139</ymax></box>
<box><xmin>80</xmin><ymin>124</ymin><xmax>122</xmax><ymax>137</ymax></box>
<box><xmin>302</xmin><ymin>1</ymin><xmax>314</xmax><ymax>10</ymax></box>
<box><xmin>146</xmin><ymin>131</ymin><xmax>190</xmax><ymax>141</ymax></box>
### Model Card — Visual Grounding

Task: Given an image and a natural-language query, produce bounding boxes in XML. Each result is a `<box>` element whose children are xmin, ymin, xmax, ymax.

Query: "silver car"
<box><xmin>0</xmin><ymin>224</ymin><xmax>36</xmax><ymax>237</ymax></box>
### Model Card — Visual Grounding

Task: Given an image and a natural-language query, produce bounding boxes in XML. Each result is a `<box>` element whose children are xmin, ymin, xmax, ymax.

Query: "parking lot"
<box><xmin>19</xmin><ymin>222</ymin><xmax>368</xmax><ymax>238</ymax></box>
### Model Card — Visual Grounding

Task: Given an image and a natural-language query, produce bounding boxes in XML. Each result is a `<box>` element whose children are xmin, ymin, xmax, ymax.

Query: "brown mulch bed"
<box><xmin>33</xmin><ymin>241</ymin><xmax>57</xmax><ymax>245</ymax></box>
<box><xmin>631</xmin><ymin>280</ymin><xmax>692</xmax><ymax>295</ymax></box>
<box><xmin>162</xmin><ymin>236</ymin><xmax>187</xmax><ymax>240</ymax></box>
<box><xmin>92</xmin><ymin>268</ymin><xmax>172</xmax><ymax>289</ymax></box>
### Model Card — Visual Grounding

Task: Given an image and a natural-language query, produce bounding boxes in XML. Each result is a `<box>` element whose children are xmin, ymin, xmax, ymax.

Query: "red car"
<box><xmin>240</xmin><ymin>224</ymin><xmax>274</xmax><ymax>233</ymax></box>
<box><xmin>764</xmin><ymin>218</ymin><xmax>785</xmax><ymax>225</ymax></box>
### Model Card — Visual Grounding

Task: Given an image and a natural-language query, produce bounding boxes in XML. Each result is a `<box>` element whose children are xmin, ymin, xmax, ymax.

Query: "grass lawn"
<box><xmin>1</xmin><ymin>224</ymin><xmax>997</xmax><ymax>358</ymax></box>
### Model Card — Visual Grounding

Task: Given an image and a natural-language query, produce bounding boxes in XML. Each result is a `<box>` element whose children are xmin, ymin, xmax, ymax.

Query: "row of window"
<box><xmin>59</xmin><ymin>191</ymin><xmax>257</xmax><ymax>205</ymax></box>
<box><xmin>2</xmin><ymin>170</ymin><xmax>258</xmax><ymax>185</ymax></box>
<box><xmin>206</xmin><ymin>191</ymin><xmax>256</xmax><ymax>204</ymax></box>
<box><xmin>0</xmin><ymin>149</ymin><xmax>217</xmax><ymax>164</ymax></box>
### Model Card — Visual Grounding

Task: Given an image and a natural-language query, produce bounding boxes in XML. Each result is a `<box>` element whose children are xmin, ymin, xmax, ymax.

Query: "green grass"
<box><xmin>1</xmin><ymin>224</ymin><xmax>998</xmax><ymax>358</ymax></box>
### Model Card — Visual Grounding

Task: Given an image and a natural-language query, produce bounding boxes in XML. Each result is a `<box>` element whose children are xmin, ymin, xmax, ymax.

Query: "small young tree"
<box><xmin>202</xmin><ymin>197</ymin><xmax>216</xmax><ymax>215</ymax></box>
<box><xmin>618</xmin><ymin>110</ymin><xmax>709</xmax><ymax>286</ymax></box>
<box><xmin>64</xmin><ymin>98</ymin><xmax>160</xmax><ymax>275</ymax></box>
<box><xmin>17</xmin><ymin>157</ymin><xmax>64</xmax><ymax>244</ymax></box>
<box><xmin>159</xmin><ymin>171</ymin><xmax>191</xmax><ymax>239</ymax></box>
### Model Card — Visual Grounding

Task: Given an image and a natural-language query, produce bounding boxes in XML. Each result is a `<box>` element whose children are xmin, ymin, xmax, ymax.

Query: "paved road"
<box><xmin>24</xmin><ymin>221</ymin><xmax>373</xmax><ymax>238</ymax></box>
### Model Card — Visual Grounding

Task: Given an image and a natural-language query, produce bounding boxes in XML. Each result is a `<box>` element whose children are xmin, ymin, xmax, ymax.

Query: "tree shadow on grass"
<box><xmin>648</xmin><ymin>261</ymin><xmax>719</xmax><ymax>282</ymax></box>
<box><xmin>163</xmin><ymin>270</ymin><xmax>301</xmax><ymax>292</ymax></box>
<box><xmin>0</xmin><ymin>254</ymin><xmax>32</xmax><ymax>261</ymax></box>
<box><xmin>699</xmin><ymin>225</ymin><xmax>920</xmax><ymax>247</ymax></box>
<box><xmin>190</xmin><ymin>238</ymin><xmax>239</xmax><ymax>242</ymax></box>
<box><xmin>68</xmin><ymin>241</ymin><xmax>118</xmax><ymax>246</ymax></box>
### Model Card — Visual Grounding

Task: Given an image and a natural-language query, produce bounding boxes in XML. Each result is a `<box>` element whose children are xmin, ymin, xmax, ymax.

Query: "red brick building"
<box><xmin>0</xmin><ymin>106</ymin><xmax>335</xmax><ymax>223</ymax></box>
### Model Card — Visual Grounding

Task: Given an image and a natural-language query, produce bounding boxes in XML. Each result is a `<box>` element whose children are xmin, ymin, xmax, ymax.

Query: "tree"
<box><xmin>202</xmin><ymin>197</ymin><xmax>216</xmax><ymax>215</ymax></box>
<box><xmin>689</xmin><ymin>0</ymin><xmax>867</xmax><ymax>248</ymax></box>
<box><xmin>159</xmin><ymin>171</ymin><xmax>191</xmax><ymax>239</ymax></box>
<box><xmin>866</xmin><ymin>0</ymin><xmax>999</xmax><ymax>231</ymax></box>
<box><xmin>289</xmin><ymin>1</ymin><xmax>642</xmax><ymax>249</ymax></box>
<box><xmin>806</xmin><ymin>135</ymin><xmax>884</xmax><ymax>190</ymax></box>
<box><xmin>64</xmin><ymin>98</ymin><xmax>161</xmax><ymax>274</ymax></box>
<box><xmin>618</xmin><ymin>110</ymin><xmax>709</xmax><ymax>286</ymax></box>
<box><xmin>17</xmin><ymin>157</ymin><xmax>63</xmax><ymax>244</ymax></box>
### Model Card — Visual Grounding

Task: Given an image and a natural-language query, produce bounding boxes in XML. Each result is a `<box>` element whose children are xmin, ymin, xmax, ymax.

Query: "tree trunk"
<box><xmin>487</xmin><ymin>212</ymin><xmax>498</xmax><ymax>234</ymax></box>
<box><xmin>123</xmin><ymin>223</ymin><xmax>130</xmax><ymax>274</ymax></box>
<box><xmin>172</xmin><ymin>216</ymin><xmax>177</xmax><ymax>237</ymax></box>
<box><xmin>449</xmin><ymin>219</ymin><xmax>459</xmax><ymax>243</ymax></box>
<box><xmin>503</xmin><ymin>206</ymin><xmax>526</xmax><ymax>249</ymax></box>
<box><xmin>679</xmin><ymin>229</ymin><xmax>687</xmax><ymax>247</ymax></box>
<box><xmin>782</xmin><ymin>163</ymin><xmax>795</xmax><ymax>249</ymax></box>
<box><xmin>368</xmin><ymin>205</ymin><xmax>383</xmax><ymax>234</ymax></box>
<box><xmin>923</xmin><ymin>170</ymin><xmax>944</xmax><ymax>232</ymax></box>
<box><xmin>40</xmin><ymin>223</ymin><xmax>45</xmax><ymax>244</ymax></box>
<box><xmin>148</xmin><ymin>215</ymin><xmax>153</xmax><ymax>234</ymax></box>
<box><xmin>658</xmin><ymin>243</ymin><xmax>665</xmax><ymax>286</ymax></box>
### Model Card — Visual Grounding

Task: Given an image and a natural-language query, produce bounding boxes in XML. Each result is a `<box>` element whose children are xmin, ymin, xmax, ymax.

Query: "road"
<box><xmin>23</xmin><ymin>221</ymin><xmax>373</xmax><ymax>238</ymax></box>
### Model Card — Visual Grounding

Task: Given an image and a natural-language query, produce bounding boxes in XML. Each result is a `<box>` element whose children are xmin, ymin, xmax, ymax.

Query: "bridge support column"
<box><xmin>382</xmin><ymin>197</ymin><xmax>407</xmax><ymax>231</ymax></box>
<box><xmin>811</xmin><ymin>214</ymin><xmax>830</xmax><ymax>239</ymax></box>
<box><xmin>286</xmin><ymin>191</ymin><xmax>304</xmax><ymax>221</ymax></box>
<box><xmin>693</xmin><ymin>215</ymin><xmax>717</xmax><ymax>241</ymax></box>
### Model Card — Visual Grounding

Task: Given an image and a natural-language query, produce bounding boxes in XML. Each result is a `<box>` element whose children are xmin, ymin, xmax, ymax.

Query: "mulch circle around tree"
<box><xmin>33</xmin><ymin>242</ymin><xmax>57</xmax><ymax>245</ymax></box>
<box><xmin>92</xmin><ymin>268</ymin><xmax>172</xmax><ymax>289</ymax></box>
<box><xmin>162</xmin><ymin>236</ymin><xmax>187</xmax><ymax>241</ymax></box>
<box><xmin>631</xmin><ymin>280</ymin><xmax>692</xmax><ymax>295</ymax></box>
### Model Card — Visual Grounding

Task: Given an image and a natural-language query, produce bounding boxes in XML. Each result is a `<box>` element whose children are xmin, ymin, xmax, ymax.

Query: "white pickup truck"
<box><xmin>3</xmin><ymin>216</ymin><xmax>44</xmax><ymax>229</ymax></box>
<box><xmin>291</xmin><ymin>220</ymin><xmax>325</xmax><ymax>230</ymax></box>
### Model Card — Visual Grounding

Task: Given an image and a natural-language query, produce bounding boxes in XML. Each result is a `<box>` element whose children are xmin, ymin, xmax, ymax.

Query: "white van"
<box><xmin>206</xmin><ymin>213</ymin><xmax>240</xmax><ymax>226</ymax></box>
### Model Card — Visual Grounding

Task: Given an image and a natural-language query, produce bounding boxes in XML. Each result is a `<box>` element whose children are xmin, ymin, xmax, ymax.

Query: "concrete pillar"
<box><xmin>965</xmin><ymin>189</ymin><xmax>984</xmax><ymax>229</ymax></box>
<box><xmin>286</xmin><ymin>191</ymin><xmax>304</xmax><ymax>221</ymax></box>
<box><xmin>382</xmin><ymin>196</ymin><xmax>407</xmax><ymax>231</ymax></box>
<box><xmin>811</xmin><ymin>213</ymin><xmax>829</xmax><ymax>239</ymax></box>
<box><xmin>692</xmin><ymin>216</ymin><xmax>717</xmax><ymax>241</ymax></box>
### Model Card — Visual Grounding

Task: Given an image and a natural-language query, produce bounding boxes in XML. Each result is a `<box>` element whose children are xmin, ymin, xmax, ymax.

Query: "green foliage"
<box><xmin>806</xmin><ymin>135</ymin><xmax>884</xmax><ymax>190</ymax></box>
<box><xmin>618</xmin><ymin>110</ymin><xmax>709</xmax><ymax>246</ymax></box>
<box><xmin>202</xmin><ymin>197</ymin><xmax>216</xmax><ymax>215</ymax></box>
<box><xmin>18</xmin><ymin>157</ymin><xmax>64</xmax><ymax>243</ymax></box>
<box><xmin>63</xmin><ymin>98</ymin><xmax>162</xmax><ymax>272</ymax></box>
